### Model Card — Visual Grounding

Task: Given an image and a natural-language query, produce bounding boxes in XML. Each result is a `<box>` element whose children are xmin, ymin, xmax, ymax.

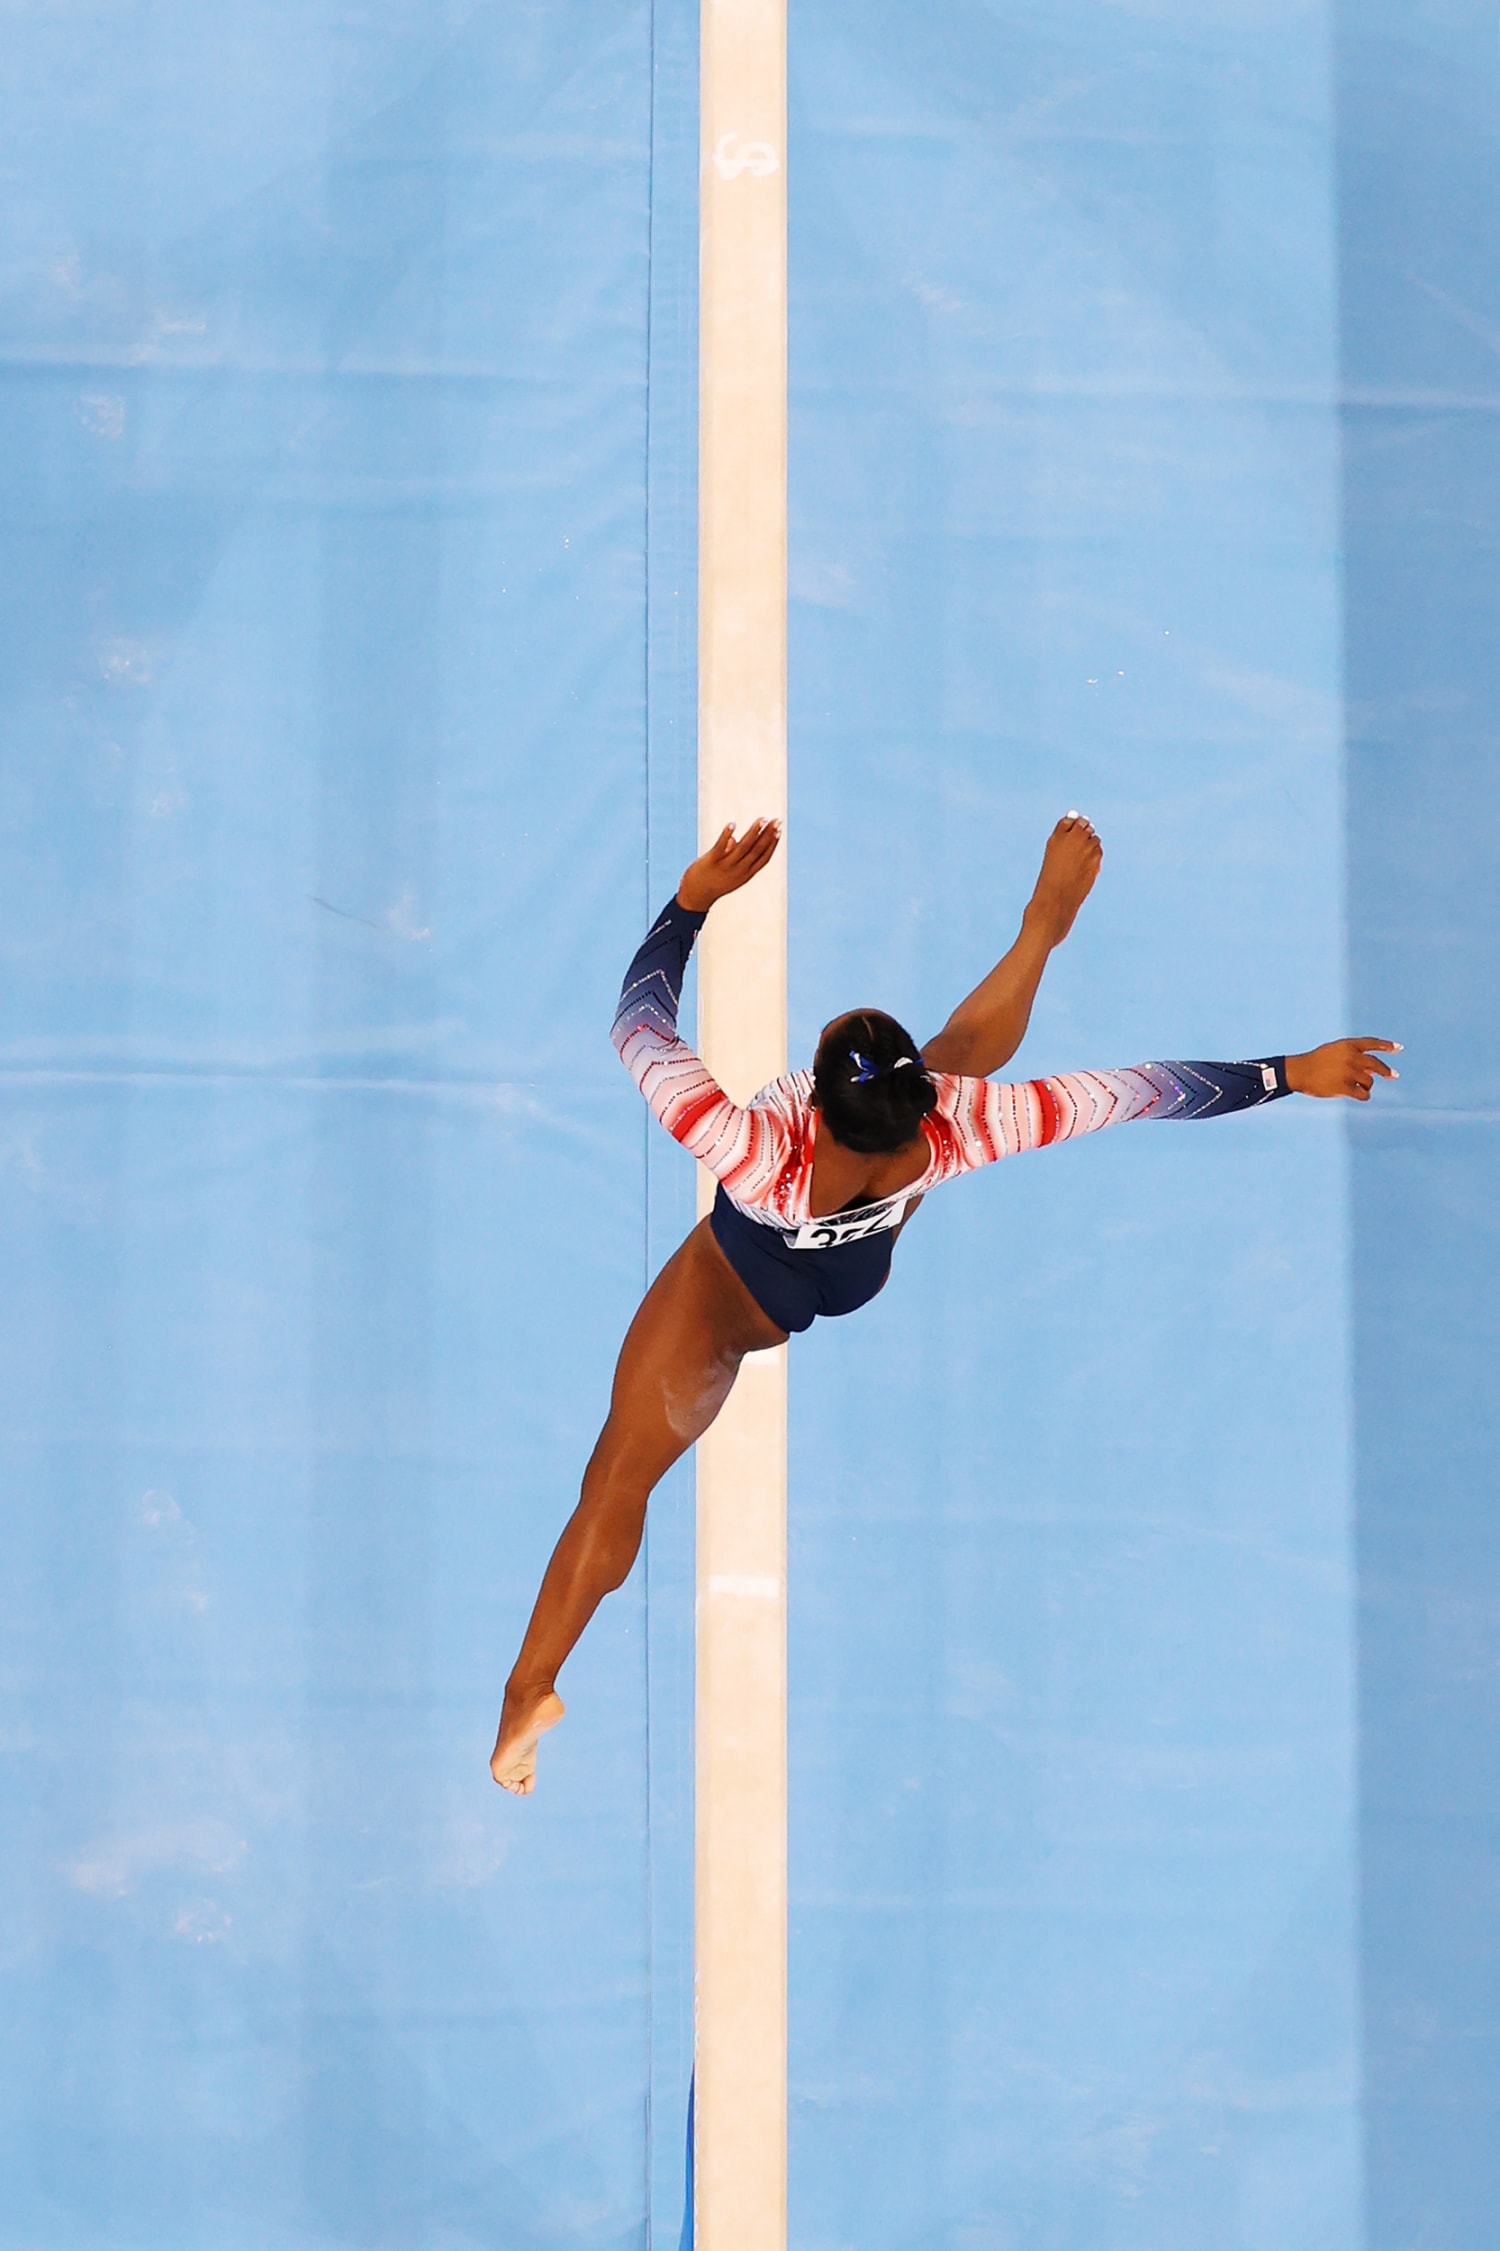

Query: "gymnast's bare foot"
<box><xmin>491</xmin><ymin>1684</ymin><xmax>566</xmax><ymax>1795</ymax></box>
<box><xmin>1028</xmin><ymin>812</ymin><xmax>1103</xmax><ymax>946</ymax></box>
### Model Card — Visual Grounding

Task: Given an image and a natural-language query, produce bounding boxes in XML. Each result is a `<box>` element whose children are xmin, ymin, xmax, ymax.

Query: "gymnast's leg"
<box><xmin>491</xmin><ymin>1217</ymin><xmax>788</xmax><ymax>1794</ymax></box>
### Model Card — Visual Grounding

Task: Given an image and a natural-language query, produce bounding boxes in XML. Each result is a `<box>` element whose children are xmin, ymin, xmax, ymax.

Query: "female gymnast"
<box><xmin>492</xmin><ymin>814</ymin><xmax>1397</xmax><ymax>1793</ymax></box>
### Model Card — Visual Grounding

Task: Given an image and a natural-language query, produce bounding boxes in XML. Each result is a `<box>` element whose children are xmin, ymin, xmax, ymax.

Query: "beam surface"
<box><xmin>694</xmin><ymin>0</ymin><xmax>788</xmax><ymax>2244</ymax></box>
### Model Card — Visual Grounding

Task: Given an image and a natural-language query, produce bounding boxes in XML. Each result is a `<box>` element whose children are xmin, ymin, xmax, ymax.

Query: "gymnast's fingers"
<box><xmin>728</xmin><ymin>817</ymin><xmax>779</xmax><ymax>868</ymax></box>
<box><xmin>737</xmin><ymin>834</ymin><xmax>779</xmax><ymax>885</ymax></box>
<box><xmin>714</xmin><ymin>821</ymin><xmax>760</xmax><ymax>869</ymax></box>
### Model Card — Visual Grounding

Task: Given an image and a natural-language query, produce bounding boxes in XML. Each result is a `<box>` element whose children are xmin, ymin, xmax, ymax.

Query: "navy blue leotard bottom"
<box><xmin>709</xmin><ymin>1183</ymin><xmax>897</xmax><ymax>1334</ymax></box>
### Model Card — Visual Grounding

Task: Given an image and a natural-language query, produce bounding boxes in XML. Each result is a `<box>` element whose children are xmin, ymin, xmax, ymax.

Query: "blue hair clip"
<box><xmin>849</xmin><ymin>1050</ymin><xmax>879</xmax><ymax>1084</ymax></box>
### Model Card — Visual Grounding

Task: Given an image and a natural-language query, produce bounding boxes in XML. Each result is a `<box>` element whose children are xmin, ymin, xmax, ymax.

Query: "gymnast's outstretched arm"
<box><xmin>921</xmin><ymin>813</ymin><xmax>1103</xmax><ymax>1076</ymax></box>
<box><xmin>935</xmin><ymin>1040</ymin><xmax>1400</xmax><ymax>1177</ymax></box>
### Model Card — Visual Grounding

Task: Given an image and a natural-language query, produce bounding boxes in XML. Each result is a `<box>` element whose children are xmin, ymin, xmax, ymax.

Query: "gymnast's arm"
<box><xmin>943</xmin><ymin>1036</ymin><xmax>1401</xmax><ymax>1170</ymax></box>
<box><xmin>610</xmin><ymin>819</ymin><xmax>784</xmax><ymax>1177</ymax></box>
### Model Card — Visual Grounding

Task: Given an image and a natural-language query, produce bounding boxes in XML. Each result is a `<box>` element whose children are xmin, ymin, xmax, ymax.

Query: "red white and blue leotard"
<box><xmin>613</xmin><ymin>898</ymin><xmax>1290</xmax><ymax>1332</ymax></box>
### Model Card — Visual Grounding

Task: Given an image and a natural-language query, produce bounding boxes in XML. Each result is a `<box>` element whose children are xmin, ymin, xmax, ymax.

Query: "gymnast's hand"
<box><xmin>677</xmin><ymin>818</ymin><xmax>781</xmax><ymax>912</ymax></box>
<box><xmin>1285</xmin><ymin>1037</ymin><xmax>1401</xmax><ymax>1100</ymax></box>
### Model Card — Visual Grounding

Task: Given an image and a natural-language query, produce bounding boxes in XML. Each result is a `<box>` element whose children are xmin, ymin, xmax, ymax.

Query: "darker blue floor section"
<box><xmin>678</xmin><ymin>2078</ymin><xmax>694</xmax><ymax>2251</ymax></box>
<box><xmin>1340</xmin><ymin>6</ymin><xmax>1500</xmax><ymax>2243</ymax></box>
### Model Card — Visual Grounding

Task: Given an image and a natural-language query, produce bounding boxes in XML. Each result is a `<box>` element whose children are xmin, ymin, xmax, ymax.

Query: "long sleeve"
<box><xmin>926</xmin><ymin>1056</ymin><xmax>1290</xmax><ymax>1182</ymax></box>
<box><xmin>611</xmin><ymin>898</ymin><xmax>795</xmax><ymax>1197</ymax></box>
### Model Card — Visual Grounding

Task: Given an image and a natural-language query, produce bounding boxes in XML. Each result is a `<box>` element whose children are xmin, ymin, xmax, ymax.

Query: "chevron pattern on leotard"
<box><xmin>613</xmin><ymin>900</ymin><xmax>1288</xmax><ymax>1240</ymax></box>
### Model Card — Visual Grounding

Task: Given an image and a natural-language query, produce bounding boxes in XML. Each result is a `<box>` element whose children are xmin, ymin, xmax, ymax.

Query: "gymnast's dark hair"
<box><xmin>812</xmin><ymin>1011</ymin><xmax>938</xmax><ymax>1155</ymax></box>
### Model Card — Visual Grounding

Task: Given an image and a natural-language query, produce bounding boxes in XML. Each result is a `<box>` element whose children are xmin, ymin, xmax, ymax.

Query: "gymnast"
<box><xmin>492</xmin><ymin>814</ymin><xmax>1397</xmax><ymax>1792</ymax></box>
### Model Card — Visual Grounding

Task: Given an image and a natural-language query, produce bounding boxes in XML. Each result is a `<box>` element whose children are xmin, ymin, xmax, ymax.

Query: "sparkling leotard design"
<box><xmin>612</xmin><ymin>899</ymin><xmax>1289</xmax><ymax>1258</ymax></box>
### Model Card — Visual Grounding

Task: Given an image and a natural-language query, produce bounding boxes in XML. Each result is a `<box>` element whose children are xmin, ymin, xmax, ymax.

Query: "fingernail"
<box><xmin>1394</xmin><ymin>1042</ymin><xmax>1404</xmax><ymax>1052</ymax></box>
<box><xmin>1391</xmin><ymin>1069</ymin><xmax>1399</xmax><ymax>1079</ymax></box>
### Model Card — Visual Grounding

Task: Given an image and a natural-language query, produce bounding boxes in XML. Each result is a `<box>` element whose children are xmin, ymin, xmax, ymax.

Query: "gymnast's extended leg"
<box><xmin>491</xmin><ymin>1218</ymin><xmax>788</xmax><ymax>1794</ymax></box>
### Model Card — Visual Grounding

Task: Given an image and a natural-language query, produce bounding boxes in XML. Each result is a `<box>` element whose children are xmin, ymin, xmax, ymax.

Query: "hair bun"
<box><xmin>815</xmin><ymin>1013</ymin><xmax>937</xmax><ymax>1155</ymax></box>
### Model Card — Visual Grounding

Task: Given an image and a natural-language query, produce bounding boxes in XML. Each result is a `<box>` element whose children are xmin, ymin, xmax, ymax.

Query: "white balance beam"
<box><xmin>694</xmin><ymin>0</ymin><xmax>788</xmax><ymax>2245</ymax></box>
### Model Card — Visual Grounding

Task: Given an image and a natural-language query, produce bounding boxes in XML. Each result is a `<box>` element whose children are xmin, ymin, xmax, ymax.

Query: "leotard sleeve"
<box><xmin>612</xmin><ymin>898</ymin><xmax>795</xmax><ymax>1196</ymax></box>
<box><xmin>926</xmin><ymin>1056</ymin><xmax>1290</xmax><ymax>1182</ymax></box>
